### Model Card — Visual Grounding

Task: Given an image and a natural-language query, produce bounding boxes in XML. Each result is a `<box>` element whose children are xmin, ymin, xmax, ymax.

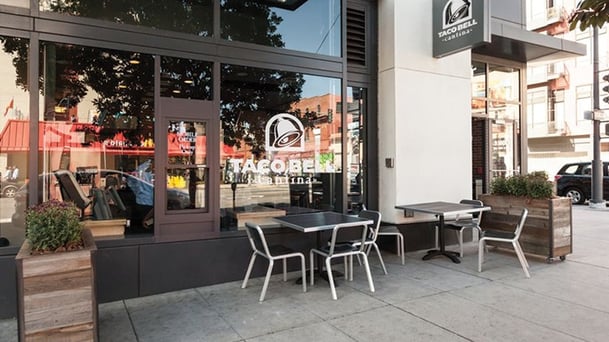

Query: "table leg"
<box><xmin>296</xmin><ymin>230</ymin><xmax>342</xmax><ymax>285</ymax></box>
<box><xmin>422</xmin><ymin>215</ymin><xmax>461</xmax><ymax>263</ymax></box>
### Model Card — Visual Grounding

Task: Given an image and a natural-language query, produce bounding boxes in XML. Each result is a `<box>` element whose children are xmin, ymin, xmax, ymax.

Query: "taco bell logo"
<box><xmin>265</xmin><ymin>113</ymin><xmax>305</xmax><ymax>152</ymax></box>
<box><xmin>443</xmin><ymin>0</ymin><xmax>472</xmax><ymax>29</ymax></box>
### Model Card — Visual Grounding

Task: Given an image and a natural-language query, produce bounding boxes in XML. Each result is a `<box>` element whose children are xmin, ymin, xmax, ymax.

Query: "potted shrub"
<box><xmin>15</xmin><ymin>199</ymin><xmax>98</xmax><ymax>341</ymax></box>
<box><xmin>479</xmin><ymin>171</ymin><xmax>572</xmax><ymax>263</ymax></box>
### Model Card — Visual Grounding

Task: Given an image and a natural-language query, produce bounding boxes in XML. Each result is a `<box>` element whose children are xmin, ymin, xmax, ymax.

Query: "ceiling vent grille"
<box><xmin>347</xmin><ymin>7</ymin><xmax>366</xmax><ymax>67</ymax></box>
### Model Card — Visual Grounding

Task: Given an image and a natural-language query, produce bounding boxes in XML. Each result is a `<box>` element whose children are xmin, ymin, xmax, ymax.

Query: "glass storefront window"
<box><xmin>39</xmin><ymin>41</ymin><xmax>155</xmax><ymax>236</ymax></box>
<box><xmin>489</xmin><ymin>65</ymin><xmax>520</xmax><ymax>104</ymax></box>
<box><xmin>39</xmin><ymin>0</ymin><xmax>213</xmax><ymax>37</ymax></box>
<box><xmin>161</xmin><ymin>57</ymin><xmax>213</xmax><ymax>100</ymax></box>
<box><xmin>0</xmin><ymin>36</ymin><xmax>29</xmax><ymax>248</ymax></box>
<box><xmin>221</xmin><ymin>0</ymin><xmax>341</xmax><ymax>57</ymax></box>
<box><xmin>166</xmin><ymin>120</ymin><xmax>207</xmax><ymax>211</ymax></box>
<box><xmin>220</xmin><ymin>64</ymin><xmax>341</xmax><ymax>231</ymax></box>
<box><xmin>346</xmin><ymin>87</ymin><xmax>365</xmax><ymax>213</ymax></box>
<box><xmin>471</xmin><ymin>61</ymin><xmax>522</xmax><ymax>192</ymax></box>
<box><xmin>471</xmin><ymin>61</ymin><xmax>486</xmax><ymax>115</ymax></box>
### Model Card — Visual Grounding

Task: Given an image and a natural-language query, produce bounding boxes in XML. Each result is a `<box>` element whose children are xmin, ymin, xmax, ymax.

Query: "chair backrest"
<box><xmin>106</xmin><ymin>185</ymin><xmax>127</xmax><ymax>212</ymax></box>
<box><xmin>90</xmin><ymin>187</ymin><xmax>113</xmax><ymax>220</ymax></box>
<box><xmin>459</xmin><ymin>199</ymin><xmax>484</xmax><ymax>221</ymax></box>
<box><xmin>513</xmin><ymin>208</ymin><xmax>528</xmax><ymax>239</ymax></box>
<box><xmin>244</xmin><ymin>222</ymin><xmax>271</xmax><ymax>257</ymax></box>
<box><xmin>54</xmin><ymin>169</ymin><xmax>92</xmax><ymax>210</ymax></box>
<box><xmin>327</xmin><ymin>222</ymin><xmax>368</xmax><ymax>256</ymax></box>
<box><xmin>358</xmin><ymin>209</ymin><xmax>381</xmax><ymax>241</ymax></box>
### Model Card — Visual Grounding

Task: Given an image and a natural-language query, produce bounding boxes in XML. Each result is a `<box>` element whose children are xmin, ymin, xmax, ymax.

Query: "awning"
<box><xmin>0</xmin><ymin>119</ymin><xmax>104</xmax><ymax>152</ymax></box>
<box><xmin>472</xmin><ymin>20</ymin><xmax>586</xmax><ymax>63</ymax></box>
<box><xmin>0</xmin><ymin>119</ymin><xmax>243</xmax><ymax>158</ymax></box>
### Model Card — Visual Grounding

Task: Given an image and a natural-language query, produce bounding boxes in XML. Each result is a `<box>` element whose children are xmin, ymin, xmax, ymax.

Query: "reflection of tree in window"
<box><xmin>221</xmin><ymin>0</ymin><xmax>285</xmax><ymax>47</ymax></box>
<box><xmin>41</xmin><ymin>0</ymin><xmax>213</xmax><ymax>37</ymax></box>
<box><xmin>0</xmin><ymin>37</ymin><xmax>28</xmax><ymax>91</ymax></box>
<box><xmin>221</xmin><ymin>65</ymin><xmax>316</xmax><ymax>156</ymax></box>
<box><xmin>2</xmin><ymin>39</ymin><xmax>156</xmax><ymax>147</ymax></box>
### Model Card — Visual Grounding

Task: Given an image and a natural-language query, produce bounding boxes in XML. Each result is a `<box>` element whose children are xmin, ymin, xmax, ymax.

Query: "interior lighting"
<box><xmin>129</xmin><ymin>53</ymin><xmax>141</xmax><ymax>65</ymax></box>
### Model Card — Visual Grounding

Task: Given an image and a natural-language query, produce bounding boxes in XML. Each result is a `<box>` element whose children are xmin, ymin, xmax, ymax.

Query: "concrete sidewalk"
<box><xmin>2</xmin><ymin>205</ymin><xmax>609</xmax><ymax>341</ymax></box>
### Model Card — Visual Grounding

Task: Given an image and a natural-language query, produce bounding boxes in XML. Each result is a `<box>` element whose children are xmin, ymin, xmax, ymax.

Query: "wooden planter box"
<box><xmin>15</xmin><ymin>229</ymin><xmax>98</xmax><ymax>341</ymax></box>
<box><xmin>479</xmin><ymin>194</ymin><xmax>572</xmax><ymax>262</ymax></box>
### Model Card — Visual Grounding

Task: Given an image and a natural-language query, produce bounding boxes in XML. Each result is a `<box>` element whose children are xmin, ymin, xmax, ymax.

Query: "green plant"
<box><xmin>25</xmin><ymin>199</ymin><xmax>83</xmax><ymax>253</ymax></box>
<box><xmin>490</xmin><ymin>171</ymin><xmax>554</xmax><ymax>199</ymax></box>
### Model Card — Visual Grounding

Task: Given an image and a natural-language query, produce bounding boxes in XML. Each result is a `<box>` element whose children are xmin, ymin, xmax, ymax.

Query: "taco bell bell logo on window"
<box><xmin>265</xmin><ymin>113</ymin><xmax>305</xmax><ymax>152</ymax></box>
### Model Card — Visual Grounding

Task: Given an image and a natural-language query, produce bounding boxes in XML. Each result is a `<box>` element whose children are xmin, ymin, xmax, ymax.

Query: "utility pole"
<box><xmin>590</xmin><ymin>26</ymin><xmax>605</xmax><ymax>208</ymax></box>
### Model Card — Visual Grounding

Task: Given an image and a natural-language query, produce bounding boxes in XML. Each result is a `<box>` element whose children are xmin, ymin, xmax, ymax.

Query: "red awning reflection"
<box><xmin>0</xmin><ymin>119</ymin><xmax>242</xmax><ymax>157</ymax></box>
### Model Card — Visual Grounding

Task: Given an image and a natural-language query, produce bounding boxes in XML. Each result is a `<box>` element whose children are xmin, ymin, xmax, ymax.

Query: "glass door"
<box><xmin>346</xmin><ymin>86</ymin><xmax>366</xmax><ymax>213</ymax></box>
<box><xmin>157</xmin><ymin>97</ymin><xmax>217</xmax><ymax>240</ymax></box>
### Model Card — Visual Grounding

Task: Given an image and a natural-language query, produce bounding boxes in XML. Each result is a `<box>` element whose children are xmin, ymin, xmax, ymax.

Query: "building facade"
<box><xmin>0</xmin><ymin>0</ymin><xmax>583</xmax><ymax>318</ymax></box>
<box><xmin>526</xmin><ymin>0</ymin><xmax>609</xmax><ymax>179</ymax></box>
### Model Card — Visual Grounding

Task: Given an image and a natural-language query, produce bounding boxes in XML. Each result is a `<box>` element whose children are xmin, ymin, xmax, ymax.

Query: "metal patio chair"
<box><xmin>241</xmin><ymin>222</ymin><xmax>306</xmax><ymax>301</ymax></box>
<box><xmin>478</xmin><ymin>208</ymin><xmax>530</xmax><ymax>278</ymax></box>
<box><xmin>348</xmin><ymin>209</ymin><xmax>388</xmax><ymax>276</ymax></box>
<box><xmin>361</xmin><ymin>205</ymin><xmax>405</xmax><ymax>265</ymax></box>
<box><xmin>311</xmin><ymin>222</ymin><xmax>375</xmax><ymax>300</ymax></box>
<box><xmin>444</xmin><ymin>199</ymin><xmax>484</xmax><ymax>257</ymax></box>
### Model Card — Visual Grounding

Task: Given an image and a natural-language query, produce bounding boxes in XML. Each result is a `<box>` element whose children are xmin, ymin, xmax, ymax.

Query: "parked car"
<box><xmin>554</xmin><ymin>162</ymin><xmax>609</xmax><ymax>204</ymax></box>
<box><xmin>0</xmin><ymin>179</ymin><xmax>22</xmax><ymax>198</ymax></box>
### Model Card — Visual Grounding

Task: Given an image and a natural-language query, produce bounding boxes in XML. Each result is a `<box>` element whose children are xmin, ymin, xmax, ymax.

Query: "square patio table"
<box><xmin>395</xmin><ymin>201</ymin><xmax>491</xmax><ymax>263</ymax></box>
<box><xmin>273</xmin><ymin>211</ymin><xmax>373</xmax><ymax>283</ymax></box>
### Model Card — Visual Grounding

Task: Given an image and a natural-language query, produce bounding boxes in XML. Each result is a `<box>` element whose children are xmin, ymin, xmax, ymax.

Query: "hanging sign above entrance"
<box><xmin>432</xmin><ymin>0</ymin><xmax>490</xmax><ymax>58</ymax></box>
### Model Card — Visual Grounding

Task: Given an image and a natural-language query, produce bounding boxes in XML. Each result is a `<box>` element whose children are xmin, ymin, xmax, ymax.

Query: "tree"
<box><xmin>2</xmin><ymin>0</ymin><xmax>310</xmax><ymax>152</ymax></box>
<box><xmin>569</xmin><ymin>0</ymin><xmax>609</xmax><ymax>31</ymax></box>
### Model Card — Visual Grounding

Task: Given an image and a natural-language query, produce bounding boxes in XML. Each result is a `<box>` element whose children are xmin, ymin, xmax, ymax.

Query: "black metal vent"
<box><xmin>347</xmin><ymin>7</ymin><xmax>366</xmax><ymax>67</ymax></box>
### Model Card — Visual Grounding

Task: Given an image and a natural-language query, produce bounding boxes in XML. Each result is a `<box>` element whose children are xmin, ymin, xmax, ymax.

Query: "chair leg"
<box><xmin>513</xmin><ymin>241</ymin><xmax>531</xmax><ymax>278</ymax></box>
<box><xmin>309</xmin><ymin>251</ymin><xmax>315</xmax><ymax>286</ymax></box>
<box><xmin>359</xmin><ymin>252</ymin><xmax>375</xmax><ymax>293</ymax></box>
<box><xmin>515</xmin><ymin>242</ymin><xmax>530</xmax><ymax>269</ymax></box>
<box><xmin>299</xmin><ymin>254</ymin><xmax>307</xmax><ymax>293</ymax></box>
<box><xmin>478</xmin><ymin>239</ymin><xmax>485</xmax><ymax>272</ymax></box>
<box><xmin>372</xmin><ymin>243</ymin><xmax>388</xmax><ymax>275</ymax></box>
<box><xmin>458</xmin><ymin>230</ymin><xmax>464</xmax><ymax>257</ymax></box>
<box><xmin>282</xmin><ymin>258</ymin><xmax>287</xmax><ymax>282</ymax></box>
<box><xmin>395</xmin><ymin>237</ymin><xmax>400</xmax><ymax>258</ymax></box>
<box><xmin>350</xmin><ymin>255</ymin><xmax>354</xmax><ymax>281</ymax></box>
<box><xmin>326</xmin><ymin>258</ymin><xmax>337</xmax><ymax>300</ymax></box>
<box><xmin>241</xmin><ymin>253</ymin><xmax>257</xmax><ymax>289</ymax></box>
<box><xmin>260</xmin><ymin>260</ymin><xmax>274</xmax><ymax>302</ymax></box>
<box><xmin>344</xmin><ymin>256</ymin><xmax>349</xmax><ymax>280</ymax></box>
<box><xmin>398</xmin><ymin>234</ymin><xmax>405</xmax><ymax>265</ymax></box>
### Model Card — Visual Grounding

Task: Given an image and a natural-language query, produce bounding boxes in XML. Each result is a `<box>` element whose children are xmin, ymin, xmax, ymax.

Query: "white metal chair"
<box><xmin>444</xmin><ymin>199</ymin><xmax>484</xmax><ymax>257</ymax></box>
<box><xmin>347</xmin><ymin>210</ymin><xmax>387</xmax><ymax>277</ymax></box>
<box><xmin>478</xmin><ymin>208</ymin><xmax>530</xmax><ymax>278</ymax></box>
<box><xmin>361</xmin><ymin>205</ymin><xmax>405</xmax><ymax>265</ymax></box>
<box><xmin>376</xmin><ymin>225</ymin><xmax>405</xmax><ymax>265</ymax></box>
<box><xmin>242</xmin><ymin>222</ymin><xmax>306</xmax><ymax>301</ymax></box>
<box><xmin>311</xmin><ymin>222</ymin><xmax>375</xmax><ymax>300</ymax></box>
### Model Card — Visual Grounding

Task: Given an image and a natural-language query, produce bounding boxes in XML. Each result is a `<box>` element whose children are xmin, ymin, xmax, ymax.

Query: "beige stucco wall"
<box><xmin>378</xmin><ymin>0</ymin><xmax>473</xmax><ymax>223</ymax></box>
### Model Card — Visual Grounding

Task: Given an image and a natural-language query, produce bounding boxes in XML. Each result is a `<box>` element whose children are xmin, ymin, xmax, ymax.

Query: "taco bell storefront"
<box><xmin>0</xmin><ymin>0</ymin><xmax>583</xmax><ymax>318</ymax></box>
